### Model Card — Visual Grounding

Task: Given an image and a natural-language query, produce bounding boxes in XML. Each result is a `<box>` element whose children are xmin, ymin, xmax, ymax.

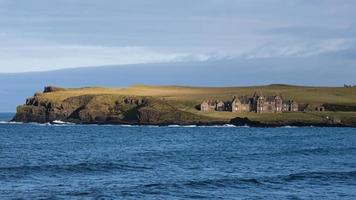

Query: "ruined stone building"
<box><xmin>284</xmin><ymin>100</ymin><xmax>299</xmax><ymax>112</ymax></box>
<box><xmin>200</xmin><ymin>100</ymin><xmax>220</xmax><ymax>111</ymax></box>
<box><xmin>254</xmin><ymin>93</ymin><xmax>284</xmax><ymax>113</ymax></box>
<box><xmin>231</xmin><ymin>96</ymin><xmax>251</xmax><ymax>112</ymax></box>
<box><xmin>201</xmin><ymin>100</ymin><xmax>232</xmax><ymax>112</ymax></box>
<box><xmin>200</xmin><ymin>92</ymin><xmax>299</xmax><ymax>113</ymax></box>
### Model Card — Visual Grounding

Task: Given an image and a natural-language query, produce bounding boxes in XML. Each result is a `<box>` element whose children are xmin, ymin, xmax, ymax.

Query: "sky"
<box><xmin>0</xmin><ymin>0</ymin><xmax>355</xmax><ymax>74</ymax></box>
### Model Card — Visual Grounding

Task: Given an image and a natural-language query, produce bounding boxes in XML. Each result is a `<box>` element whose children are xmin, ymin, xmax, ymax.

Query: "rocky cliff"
<box><xmin>12</xmin><ymin>86</ymin><xmax>213</xmax><ymax>125</ymax></box>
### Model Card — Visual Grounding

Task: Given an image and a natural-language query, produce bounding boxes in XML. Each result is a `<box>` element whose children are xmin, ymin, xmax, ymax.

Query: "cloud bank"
<box><xmin>0</xmin><ymin>0</ymin><xmax>355</xmax><ymax>74</ymax></box>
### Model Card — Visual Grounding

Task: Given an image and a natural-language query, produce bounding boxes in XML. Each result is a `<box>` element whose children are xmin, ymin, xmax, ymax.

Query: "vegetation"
<box><xmin>17</xmin><ymin>84</ymin><xmax>356</xmax><ymax>126</ymax></box>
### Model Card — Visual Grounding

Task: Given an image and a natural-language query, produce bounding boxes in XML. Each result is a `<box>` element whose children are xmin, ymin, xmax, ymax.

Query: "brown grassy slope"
<box><xmin>37</xmin><ymin>84</ymin><xmax>356</xmax><ymax>105</ymax></box>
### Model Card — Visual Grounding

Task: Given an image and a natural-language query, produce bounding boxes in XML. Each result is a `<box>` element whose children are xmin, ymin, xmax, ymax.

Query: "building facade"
<box><xmin>231</xmin><ymin>96</ymin><xmax>251</xmax><ymax>113</ymax></box>
<box><xmin>200</xmin><ymin>92</ymin><xmax>299</xmax><ymax>113</ymax></box>
<box><xmin>200</xmin><ymin>100</ymin><xmax>218</xmax><ymax>111</ymax></box>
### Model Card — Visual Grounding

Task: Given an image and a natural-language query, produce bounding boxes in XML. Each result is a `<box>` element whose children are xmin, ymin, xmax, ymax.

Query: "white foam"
<box><xmin>0</xmin><ymin>121</ymin><xmax>23</xmax><ymax>124</ymax></box>
<box><xmin>168</xmin><ymin>125</ymin><xmax>198</xmax><ymax>128</ymax></box>
<box><xmin>223</xmin><ymin>124</ymin><xmax>237</xmax><ymax>127</ymax></box>
<box><xmin>0</xmin><ymin>121</ymin><xmax>250</xmax><ymax>128</ymax></box>
<box><xmin>146</xmin><ymin>125</ymin><xmax>160</xmax><ymax>128</ymax></box>
<box><xmin>184</xmin><ymin>125</ymin><xmax>197</xmax><ymax>128</ymax></box>
<box><xmin>166</xmin><ymin>124</ymin><xmax>244</xmax><ymax>128</ymax></box>
<box><xmin>168</xmin><ymin>125</ymin><xmax>180</xmax><ymax>127</ymax></box>
<box><xmin>28</xmin><ymin>122</ymin><xmax>50</xmax><ymax>126</ymax></box>
<box><xmin>52</xmin><ymin>120</ymin><xmax>74</xmax><ymax>125</ymax></box>
<box><xmin>281</xmin><ymin>125</ymin><xmax>297</xmax><ymax>128</ymax></box>
<box><xmin>120</xmin><ymin>125</ymin><xmax>134</xmax><ymax>127</ymax></box>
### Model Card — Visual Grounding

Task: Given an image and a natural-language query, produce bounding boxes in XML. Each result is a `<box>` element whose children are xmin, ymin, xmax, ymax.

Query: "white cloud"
<box><xmin>244</xmin><ymin>38</ymin><xmax>355</xmax><ymax>59</ymax></box>
<box><xmin>0</xmin><ymin>0</ymin><xmax>355</xmax><ymax>73</ymax></box>
<box><xmin>0</xmin><ymin>37</ymin><xmax>354</xmax><ymax>73</ymax></box>
<box><xmin>0</xmin><ymin>44</ymin><xmax>217</xmax><ymax>73</ymax></box>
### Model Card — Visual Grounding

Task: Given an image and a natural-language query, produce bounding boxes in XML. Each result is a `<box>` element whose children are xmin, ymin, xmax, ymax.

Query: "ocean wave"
<box><xmin>282</xmin><ymin>170</ymin><xmax>356</xmax><ymax>182</ymax></box>
<box><xmin>179</xmin><ymin>171</ymin><xmax>356</xmax><ymax>188</ymax></box>
<box><xmin>0</xmin><ymin>162</ymin><xmax>151</xmax><ymax>178</ymax></box>
<box><xmin>281</xmin><ymin>147</ymin><xmax>347</xmax><ymax>155</ymax></box>
<box><xmin>123</xmin><ymin>176</ymin><xmax>264</xmax><ymax>193</ymax></box>
<box><xmin>244</xmin><ymin>147</ymin><xmax>356</xmax><ymax>158</ymax></box>
<box><xmin>182</xmin><ymin>177</ymin><xmax>263</xmax><ymax>188</ymax></box>
<box><xmin>160</xmin><ymin>170</ymin><xmax>356</xmax><ymax>189</ymax></box>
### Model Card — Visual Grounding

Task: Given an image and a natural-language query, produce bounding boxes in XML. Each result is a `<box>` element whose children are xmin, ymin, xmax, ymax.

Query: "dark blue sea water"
<box><xmin>1</xmin><ymin>113</ymin><xmax>356</xmax><ymax>199</ymax></box>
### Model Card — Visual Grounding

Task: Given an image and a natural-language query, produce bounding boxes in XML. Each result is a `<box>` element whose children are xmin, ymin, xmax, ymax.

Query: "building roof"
<box><xmin>216</xmin><ymin>100</ymin><xmax>225</xmax><ymax>105</ymax></box>
<box><xmin>265</xmin><ymin>96</ymin><xmax>276</xmax><ymax>102</ymax></box>
<box><xmin>283</xmin><ymin>100</ymin><xmax>297</xmax><ymax>104</ymax></box>
<box><xmin>238</xmin><ymin>96</ymin><xmax>250</xmax><ymax>104</ymax></box>
<box><xmin>253</xmin><ymin>91</ymin><xmax>263</xmax><ymax>97</ymax></box>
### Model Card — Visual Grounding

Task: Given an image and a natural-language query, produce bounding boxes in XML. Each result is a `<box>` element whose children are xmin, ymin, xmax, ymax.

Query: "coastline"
<box><xmin>8</xmin><ymin>117</ymin><xmax>356</xmax><ymax>128</ymax></box>
<box><xmin>10</xmin><ymin>85</ymin><xmax>356</xmax><ymax>128</ymax></box>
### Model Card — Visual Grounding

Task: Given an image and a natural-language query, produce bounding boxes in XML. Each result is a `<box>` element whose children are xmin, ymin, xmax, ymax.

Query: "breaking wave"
<box><xmin>0</xmin><ymin>121</ymin><xmax>23</xmax><ymax>124</ymax></box>
<box><xmin>52</xmin><ymin>120</ymin><xmax>75</xmax><ymax>125</ymax></box>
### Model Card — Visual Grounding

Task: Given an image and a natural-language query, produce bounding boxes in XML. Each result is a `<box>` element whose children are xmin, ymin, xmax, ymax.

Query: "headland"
<box><xmin>12</xmin><ymin>85</ymin><xmax>356</xmax><ymax>127</ymax></box>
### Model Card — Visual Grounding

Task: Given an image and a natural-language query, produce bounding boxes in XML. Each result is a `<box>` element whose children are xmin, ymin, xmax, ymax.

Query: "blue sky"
<box><xmin>0</xmin><ymin>0</ymin><xmax>355</xmax><ymax>73</ymax></box>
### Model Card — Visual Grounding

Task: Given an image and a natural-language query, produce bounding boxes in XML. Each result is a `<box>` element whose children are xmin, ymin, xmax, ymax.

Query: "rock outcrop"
<box><xmin>229</xmin><ymin>117</ymin><xmax>353</xmax><ymax>127</ymax></box>
<box><xmin>43</xmin><ymin>86</ymin><xmax>66</xmax><ymax>93</ymax></box>
<box><xmin>12</xmin><ymin>88</ymin><xmax>207</xmax><ymax>125</ymax></box>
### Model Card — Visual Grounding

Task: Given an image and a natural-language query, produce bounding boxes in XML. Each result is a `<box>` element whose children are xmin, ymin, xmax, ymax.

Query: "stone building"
<box><xmin>315</xmin><ymin>106</ymin><xmax>325</xmax><ymax>112</ymax></box>
<box><xmin>200</xmin><ymin>100</ymin><xmax>217</xmax><ymax>111</ymax></box>
<box><xmin>200</xmin><ymin>92</ymin><xmax>299</xmax><ymax>113</ymax></box>
<box><xmin>200</xmin><ymin>100</ymin><xmax>228</xmax><ymax>111</ymax></box>
<box><xmin>231</xmin><ymin>96</ymin><xmax>251</xmax><ymax>112</ymax></box>
<box><xmin>255</xmin><ymin>94</ymin><xmax>283</xmax><ymax>113</ymax></box>
<box><xmin>283</xmin><ymin>100</ymin><xmax>299</xmax><ymax>112</ymax></box>
<box><xmin>216</xmin><ymin>101</ymin><xmax>226</xmax><ymax>111</ymax></box>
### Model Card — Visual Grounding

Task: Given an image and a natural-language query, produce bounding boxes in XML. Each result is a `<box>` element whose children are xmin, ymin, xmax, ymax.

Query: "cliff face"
<box><xmin>12</xmin><ymin>87</ymin><xmax>209</xmax><ymax>125</ymax></box>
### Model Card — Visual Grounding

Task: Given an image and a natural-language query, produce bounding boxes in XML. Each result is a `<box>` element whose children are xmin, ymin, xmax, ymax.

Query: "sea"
<box><xmin>1</xmin><ymin>113</ymin><xmax>356</xmax><ymax>199</ymax></box>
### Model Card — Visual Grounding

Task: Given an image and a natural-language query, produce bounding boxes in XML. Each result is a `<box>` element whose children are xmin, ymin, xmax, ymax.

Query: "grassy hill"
<box><xmin>37</xmin><ymin>84</ymin><xmax>356</xmax><ymax>104</ymax></box>
<box><xmin>14</xmin><ymin>84</ymin><xmax>356</xmax><ymax>126</ymax></box>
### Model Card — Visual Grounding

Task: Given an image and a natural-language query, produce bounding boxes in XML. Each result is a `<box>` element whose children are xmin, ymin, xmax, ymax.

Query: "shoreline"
<box><xmin>7</xmin><ymin>119</ymin><xmax>356</xmax><ymax>128</ymax></box>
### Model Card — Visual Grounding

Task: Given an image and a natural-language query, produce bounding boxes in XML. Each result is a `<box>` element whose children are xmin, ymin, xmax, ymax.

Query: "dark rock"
<box><xmin>230</xmin><ymin>117</ymin><xmax>266</xmax><ymax>127</ymax></box>
<box><xmin>323</xmin><ymin>104</ymin><xmax>356</xmax><ymax>112</ymax></box>
<box><xmin>137</xmin><ymin>107</ymin><xmax>161</xmax><ymax>123</ymax></box>
<box><xmin>43</xmin><ymin>86</ymin><xmax>66</xmax><ymax>93</ymax></box>
<box><xmin>13</xmin><ymin>105</ymin><xmax>47</xmax><ymax>123</ymax></box>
